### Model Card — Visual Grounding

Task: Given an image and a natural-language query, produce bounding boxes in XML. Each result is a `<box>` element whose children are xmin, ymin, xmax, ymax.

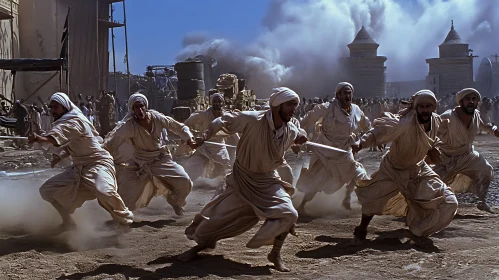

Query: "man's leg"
<box><xmin>353</xmin><ymin>214</ymin><xmax>373</xmax><ymax>241</ymax></box>
<box><xmin>183</xmin><ymin>152</ymin><xmax>209</xmax><ymax>182</ymax></box>
<box><xmin>268</xmin><ymin>232</ymin><xmax>290</xmax><ymax>272</ymax></box>
<box><xmin>87</xmin><ymin>163</ymin><xmax>134</xmax><ymax>225</ymax></box>
<box><xmin>39</xmin><ymin>170</ymin><xmax>78</xmax><ymax>230</ymax></box>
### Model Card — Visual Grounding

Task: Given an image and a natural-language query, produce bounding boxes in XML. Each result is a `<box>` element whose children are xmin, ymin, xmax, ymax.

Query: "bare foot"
<box><xmin>404</xmin><ymin>229</ymin><xmax>434</xmax><ymax>249</ymax></box>
<box><xmin>267</xmin><ymin>252</ymin><xmax>290</xmax><ymax>272</ymax></box>
<box><xmin>353</xmin><ymin>226</ymin><xmax>367</xmax><ymax>242</ymax></box>
<box><xmin>172</xmin><ymin>205</ymin><xmax>185</xmax><ymax>216</ymax></box>
<box><xmin>177</xmin><ymin>246</ymin><xmax>203</xmax><ymax>262</ymax></box>
<box><xmin>477</xmin><ymin>202</ymin><xmax>495</xmax><ymax>214</ymax></box>
<box><xmin>289</xmin><ymin>224</ymin><xmax>298</xmax><ymax>237</ymax></box>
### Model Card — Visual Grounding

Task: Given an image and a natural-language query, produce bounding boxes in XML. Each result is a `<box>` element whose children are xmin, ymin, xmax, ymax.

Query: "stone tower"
<box><xmin>339</xmin><ymin>26</ymin><xmax>387</xmax><ymax>98</ymax></box>
<box><xmin>425</xmin><ymin>22</ymin><xmax>474</xmax><ymax>97</ymax></box>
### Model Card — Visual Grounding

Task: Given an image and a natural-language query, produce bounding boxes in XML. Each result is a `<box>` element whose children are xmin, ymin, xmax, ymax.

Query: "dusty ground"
<box><xmin>0</xmin><ymin>135</ymin><xmax>498</xmax><ymax>280</ymax></box>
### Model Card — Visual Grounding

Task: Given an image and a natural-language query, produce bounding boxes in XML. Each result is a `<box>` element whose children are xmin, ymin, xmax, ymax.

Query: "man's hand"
<box><xmin>351</xmin><ymin>142</ymin><xmax>363</xmax><ymax>155</ymax></box>
<box><xmin>294</xmin><ymin>134</ymin><xmax>308</xmax><ymax>145</ymax></box>
<box><xmin>50</xmin><ymin>154</ymin><xmax>61</xmax><ymax>168</ymax></box>
<box><xmin>28</xmin><ymin>133</ymin><xmax>38</xmax><ymax>144</ymax></box>
<box><xmin>187</xmin><ymin>138</ymin><xmax>200</xmax><ymax>149</ymax></box>
<box><xmin>427</xmin><ymin>147</ymin><xmax>441</xmax><ymax>165</ymax></box>
<box><xmin>291</xmin><ymin>145</ymin><xmax>301</xmax><ymax>154</ymax></box>
<box><xmin>203</xmin><ymin>128</ymin><xmax>214</xmax><ymax>142</ymax></box>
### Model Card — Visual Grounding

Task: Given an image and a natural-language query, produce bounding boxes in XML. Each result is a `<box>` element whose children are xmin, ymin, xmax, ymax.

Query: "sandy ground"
<box><xmin>0</xmin><ymin>135</ymin><xmax>498</xmax><ymax>280</ymax></box>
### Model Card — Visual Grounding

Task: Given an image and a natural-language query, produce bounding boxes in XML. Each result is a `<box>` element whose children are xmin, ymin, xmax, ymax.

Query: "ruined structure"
<box><xmin>339</xmin><ymin>26</ymin><xmax>387</xmax><ymax>98</ymax></box>
<box><xmin>425</xmin><ymin>22</ymin><xmax>474</xmax><ymax>97</ymax></box>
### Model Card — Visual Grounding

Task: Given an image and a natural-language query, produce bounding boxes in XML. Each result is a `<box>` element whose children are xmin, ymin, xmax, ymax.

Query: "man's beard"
<box><xmin>417</xmin><ymin>112</ymin><xmax>431</xmax><ymax>123</ymax></box>
<box><xmin>53</xmin><ymin>112</ymin><xmax>64</xmax><ymax>121</ymax></box>
<box><xmin>279</xmin><ymin>106</ymin><xmax>290</xmax><ymax>123</ymax></box>
<box><xmin>212</xmin><ymin>105</ymin><xmax>222</xmax><ymax>111</ymax></box>
<box><xmin>463</xmin><ymin>104</ymin><xmax>476</xmax><ymax>115</ymax></box>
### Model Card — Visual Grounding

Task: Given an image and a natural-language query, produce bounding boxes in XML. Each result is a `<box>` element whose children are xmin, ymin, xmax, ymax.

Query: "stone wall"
<box><xmin>426</xmin><ymin>57</ymin><xmax>473</xmax><ymax>97</ymax></box>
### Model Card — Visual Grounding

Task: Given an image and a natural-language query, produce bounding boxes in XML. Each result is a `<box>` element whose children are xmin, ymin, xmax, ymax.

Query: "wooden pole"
<box><xmin>10</xmin><ymin>71</ymin><xmax>16</xmax><ymax>103</ymax></box>
<box><xmin>96</xmin><ymin>1</ymin><xmax>101</xmax><ymax>92</ymax></box>
<box><xmin>66</xmin><ymin>7</ymin><xmax>71</xmax><ymax>95</ymax></box>
<box><xmin>123</xmin><ymin>0</ymin><xmax>131</xmax><ymax>96</ymax></box>
<box><xmin>10</xmin><ymin>0</ymin><xmax>15</xmax><ymax>102</ymax></box>
<box><xmin>111</xmin><ymin>4</ymin><xmax>118</xmax><ymax>96</ymax></box>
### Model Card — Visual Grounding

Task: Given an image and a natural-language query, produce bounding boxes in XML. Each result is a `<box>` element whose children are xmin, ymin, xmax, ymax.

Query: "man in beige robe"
<box><xmin>29</xmin><ymin>92</ymin><xmax>133</xmax><ymax>230</ymax></box>
<box><xmin>433</xmin><ymin>88</ymin><xmax>498</xmax><ymax>213</ymax></box>
<box><xmin>183</xmin><ymin>93</ymin><xmax>232</xmax><ymax>181</ymax></box>
<box><xmin>352</xmin><ymin>90</ymin><xmax>458</xmax><ymax>248</ymax></box>
<box><xmin>179</xmin><ymin>87</ymin><xmax>307</xmax><ymax>272</ymax></box>
<box><xmin>296</xmin><ymin>82</ymin><xmax>370</xmax><ymax>214</ymax></box>
<box><xmin>104</xmin><ymin>93</ymin><xmax>198</xmax><ymax>216</ymax></box>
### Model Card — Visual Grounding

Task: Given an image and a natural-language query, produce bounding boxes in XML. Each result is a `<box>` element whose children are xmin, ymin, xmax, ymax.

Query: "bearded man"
<box><xmin>183</xmin><ymin>93</ymin><xmax>232</xmax><ymax>181</ymax></box>
<box><xmin>352</xmin><ymin>90</ymin><xmax>458</xmax><ymax>248</ymax></box>
<box><xmin>29</xmin><ymin>92</ymin><xmax>133</xmax><ymax>230</ymax></box>
<box><xmin>433</xmin><ymin>88</ymin><xmax>498</xmax><ymax>213</ymax></box>
<box><xmin>104</xmin><ymin>93</ymin><xmax>198</xmax><ymax>216</ymax></box>
<box><xmin>296</xmin><ymin>82</ymin><xmax>371</xmax><ymax>214</ymax></box>
<box><xmin>179</xmin><ymin>87</ymin><xmax>307</xmax><ymax>272</ymax></box>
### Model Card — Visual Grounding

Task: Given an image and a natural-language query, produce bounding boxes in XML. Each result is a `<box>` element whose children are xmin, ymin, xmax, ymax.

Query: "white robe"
<box><xmin>40</xmin><ymin>114</ymin><xmax>133</xmax><ymax>224</ymax></box>
<box><xmin>355</xmin><ymin>111</ymin><xmax>457</xmax><ymax>237</ymax></box>
<box><xmin>297</xmin><ymin>99</ymin><xmax>370</xmax><ymax>201</ymax></box>
<box><xmin>104</xmin><ymin>111</ymin><xmax>194</xmax><ymax>211</ymax></box>
<box><xmin>185</xmin><ymin>110</ymin><xmax>299</xmax><ymax>249</ymax></box>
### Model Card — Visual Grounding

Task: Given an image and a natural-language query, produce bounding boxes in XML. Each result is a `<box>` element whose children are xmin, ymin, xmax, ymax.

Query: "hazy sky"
<box><xmin>112</xmin><ymin>0</ymin><xmax>270</xmax><ymax>74</ymax></box>
<box><xmin>111</xmin><ymin>0</ymin><xmax>498</xmax><ymax>93</ymax></box>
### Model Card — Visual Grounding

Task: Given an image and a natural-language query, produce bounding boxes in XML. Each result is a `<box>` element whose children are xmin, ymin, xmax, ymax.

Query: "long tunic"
<box><xmin>104</xmin><ymin>110</ymin><xmax>194</xmax><ymax>211</ymax></box>
<box><xmin>355</xmin><ymin>111</ymin><xmax>457</xmax><ymax>237</ymax></box>
<box><xmin>39</xmin><ymin>114</ymin><xmax>133</xmax><ymax>224</ymax></box>
<box><xmin>183</xmin><ymin>108</ymin><xmax>232</xmax><ymax>180</ymax></box>
<box><xmin>433</xmin><ymin>109</ymin><xmax>495</xmax><ymax>195</ymax></box>
<box><xmin>297</xmin><ymin>99</ymin><xmax>370</xmax><ymax>199</ymax></box>
<box><xmin>185</xmin><ymin>110</ymin><xmax>299</xmax><ymax>249</ymax></box>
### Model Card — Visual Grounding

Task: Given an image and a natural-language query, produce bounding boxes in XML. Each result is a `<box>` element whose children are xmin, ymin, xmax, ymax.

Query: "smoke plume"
<box><xmin>176</xmin><ymin>0</ymin><xmax>499</xmax><ymax>98</ymax></box>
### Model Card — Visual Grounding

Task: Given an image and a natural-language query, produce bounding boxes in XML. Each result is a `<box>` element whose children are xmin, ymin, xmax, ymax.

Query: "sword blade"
<box><xmin>204</xmin><ymin>141</ymin><xmax>237</xmax><ymax>148</ymax></box>
<box><xmin>306</xmin><ymin>141</ymin><xmax>349</xmax><ymax>154</ymax></box>
<box><xmin>0</xmin><ymin>136</ymin><xmax>28</xmax><ymax>140</ymax></box>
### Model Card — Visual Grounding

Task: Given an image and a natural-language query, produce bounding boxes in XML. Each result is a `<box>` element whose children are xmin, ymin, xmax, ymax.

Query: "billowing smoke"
<box><xmin>177</xmin><ymin>0</ymin><xmax>499</xmax><ymax>98</ymax></box>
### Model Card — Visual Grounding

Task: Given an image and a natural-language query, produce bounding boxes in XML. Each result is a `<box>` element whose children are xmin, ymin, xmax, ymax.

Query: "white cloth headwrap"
<box><xmin>398</xmin><ymin>89</ymin><xmax>437</xmax><ymax>117</ymax></box>
<box><xmin>335</xmin><ymin>82</ymin><xmax>354</xmax><ymax>95</ymax></box>
<box><xmin>269</xmin><ymin>87</ymin><xmax>300</xmax><ymax>107</ymax></box>
<box><xmin>456</xmin><ymin>88</ymin><xmax>481</xmax><ymax>105</ymax></box>
<box><xmin>104</xmin><ymin>93</ymin><xmax>151</xmax><ymax>142</ymax></box>
<box><xmin>210</xmin><ymin>93</ymin><xmax>224</xmax><ymax>103</ymax></box>
<box><xmin>128</xmin><ymin>93</ymin><xmax>148</xmax><ymax>111</ymax></box>
<box><xmin>50</xmin><ymin>92</ymin><xmax>93</xmax><ymax>127</ymax></box>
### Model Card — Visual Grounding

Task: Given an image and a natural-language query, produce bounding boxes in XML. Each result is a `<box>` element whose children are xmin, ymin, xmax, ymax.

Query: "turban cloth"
<box><xmin>269</xmin><ymin>87</ymin><xmax>300</xmax><ymax>107</ymax></box>
<box><xmin>335</xmin><ymin>82</ymin><xmax>354</xmax><ymax>95</ymax></box>
<box><xmin>456</xmin><ymin>88</ymin><xmax>481</xmax><ymax>105</ymax></box>
<box><xmin>128</xmin><ymin>93</ymin><xmax>148</xmax><ymax>111</ymax></box>
<box><xmin>399</xmin><ymin>89</ymin><xmax>437</xmax><ymax>116</ymax></box>
<box><xmin>210</xmin><ymin>93</ymin><xmax>224</xmax><ymax>103</ymax></box>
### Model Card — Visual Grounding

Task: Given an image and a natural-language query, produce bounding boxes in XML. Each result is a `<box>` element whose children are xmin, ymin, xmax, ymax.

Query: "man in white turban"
<box><xmin>104</xmin><ymin>93</ymin><xmax>198</xmax><ymax>216</ymax></box>
<box><xmin>183</xmin><ymin>93</ymin><xmax>233</xmax><ymax>182</ymax></box>
<box><xmin>179</xmin><ymin>87</ymin><xmax>307</xmax><ymax>272</ymax></box>
<box><xmin>29</xmin><ymin>92</ymin><xmax>133</xmax><ymax>230</ymax></box>
<box><xmin>352</xmin><ymin>90</ymin><xmax>458</xmax><ymax>248</ymax></box>
<box><xmin>433</xmin><ymin>88</ymin><xmax>498</xmax><ymax>213</ymax></box>
<box><xmin>295</xmin><ymin>82</ymin><xmax>371</xmax><ymax>215</ymax></box>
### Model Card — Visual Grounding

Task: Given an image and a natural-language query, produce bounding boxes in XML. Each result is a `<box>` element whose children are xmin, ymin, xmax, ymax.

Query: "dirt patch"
<box><xmin>0</xmin><ymin>135</ymin><xmax>498</xmax><ymax>279</ymax></box>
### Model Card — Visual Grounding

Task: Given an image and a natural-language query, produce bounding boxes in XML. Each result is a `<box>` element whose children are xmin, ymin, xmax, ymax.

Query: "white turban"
<box><xmin>269</xmin><ymin>87</ymin><xmax>300</xmax><ymax>107</ymax></box>
<box><xmin>49</xmin><ymin>92</ymin><xmax>92</xmax><ymax>126</ymax></box>
<box><xmin>456</xmin><ymin>88</ymin><xmax>481</xmax><ymax>105</ymax></box>
<box><xmin>210</xmin><ymin>93</ymin><xmax>224</xmax><ymax>103</ymax></box>
<box><xmin>398</xmin><ymin>89</ymin><xmax>437</xmax><ymax>116</ymax></box>
<box><xmin>50</xmin><ymin>92</ymin><xmax>73</xmax><ymax>111</ymax></box>
<box><xmin>128</xmin><ymin>92</ymin><xmax>148</xmax><ymax>111</ymax></box>
<box><xmin>335</xmin><ymin>82</ymin><xmax>354</xmax><ymax>95</ymax></box>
